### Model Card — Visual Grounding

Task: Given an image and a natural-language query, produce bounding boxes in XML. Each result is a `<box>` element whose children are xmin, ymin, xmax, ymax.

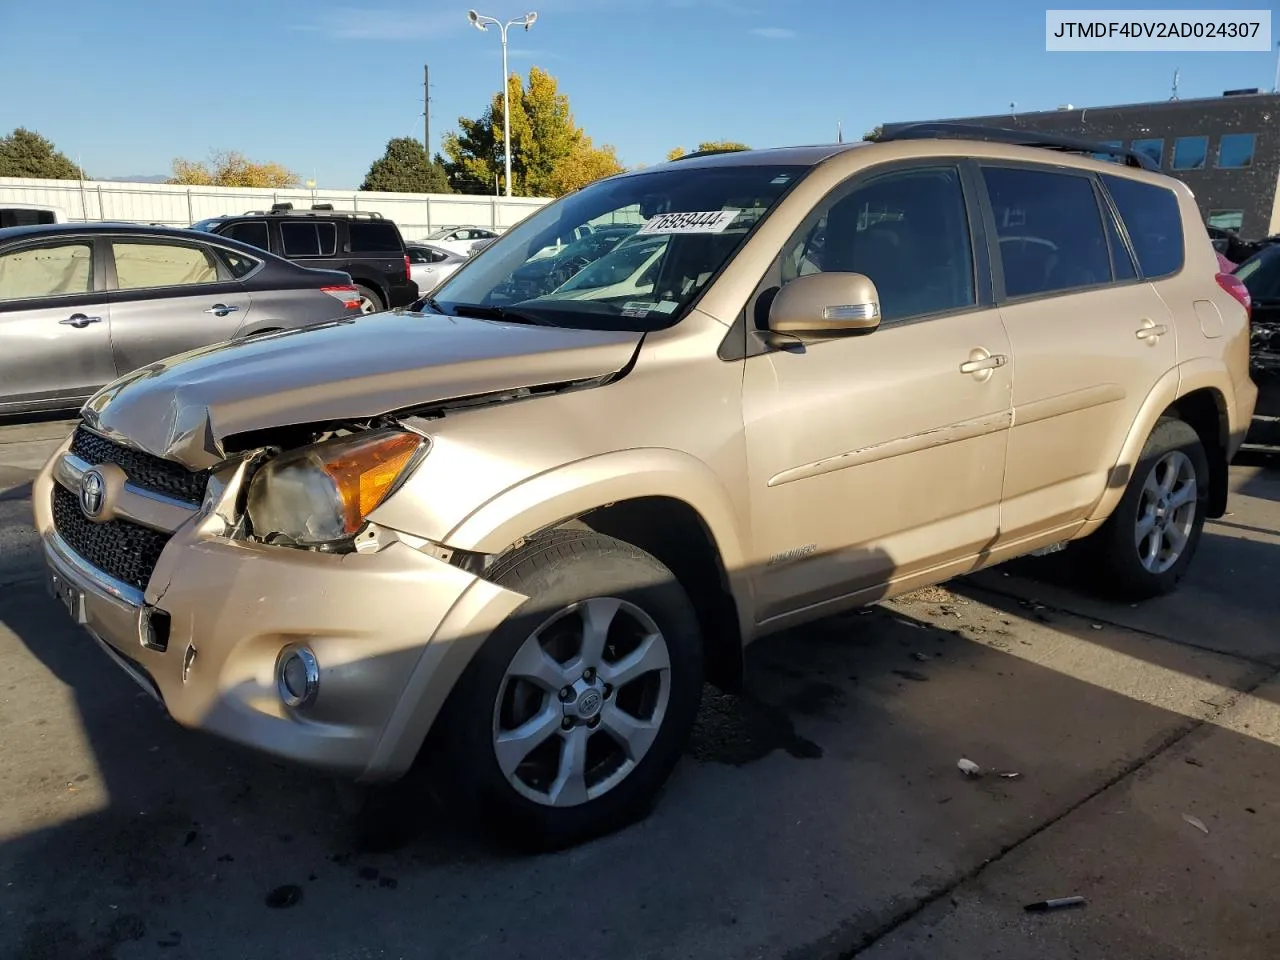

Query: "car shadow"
<box><xmin>3</xmin><ymin>530</ymin><xmax>1280</xmax><ymax>959</ymax></box>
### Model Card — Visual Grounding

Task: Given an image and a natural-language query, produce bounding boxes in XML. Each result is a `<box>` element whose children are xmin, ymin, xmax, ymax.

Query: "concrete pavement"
<box><xmin>0</xmin><ymin>423</ymin><xmax>1277</xmax><ymax>960</ymax></box>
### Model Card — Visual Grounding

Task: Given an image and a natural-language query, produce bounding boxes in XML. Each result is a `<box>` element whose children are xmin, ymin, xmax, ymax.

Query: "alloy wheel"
<box><xmin>1134</xmin><ymin>450</ymin><xmax>1198</xmax><ymax>574</ymax></box>
<box><xmin>491</xmin><ymin>597</ymin><xmax>672</xmax><ymax>808</ymax></box>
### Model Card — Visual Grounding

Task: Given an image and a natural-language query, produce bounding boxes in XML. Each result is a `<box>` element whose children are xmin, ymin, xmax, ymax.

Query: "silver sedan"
<box><xmin>406</xmin><ymin>243</ymin><xmax>469</xmax><ymax>297</ymax></box>
<box><xmin>0</xmin><ymin>222</ymin><xmax>363</xmax><ymax>416</ymax></box>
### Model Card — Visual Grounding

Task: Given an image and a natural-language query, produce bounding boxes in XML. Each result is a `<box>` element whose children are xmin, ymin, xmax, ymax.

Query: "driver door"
<box><xmin>743</xmin><ymin>163</ymin><xmax>1012</xmax><ymax>625</ymax></box>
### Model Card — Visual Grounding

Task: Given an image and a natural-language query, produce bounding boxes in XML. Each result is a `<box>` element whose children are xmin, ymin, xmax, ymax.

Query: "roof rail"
<box><xmin>878</xmin><ymin>122</ymin><xmax>1157</xmax><ymax>171</ymax></box>
<box><xmin>236</xmin><ymin>208</ymin><xmax>385</xmax><ymax>220</ymax></box>
<box><xmin>670</xmin><ymin>147</ymin><xmax>749</xmax><ymax>161</ymax></box>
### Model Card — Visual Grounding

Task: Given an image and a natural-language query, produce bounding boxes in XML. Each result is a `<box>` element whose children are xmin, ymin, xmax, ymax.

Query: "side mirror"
<box><xmin>768</xmin><ymin>272</ymin><xmax>882</xmax><ymax>337</ymax></box>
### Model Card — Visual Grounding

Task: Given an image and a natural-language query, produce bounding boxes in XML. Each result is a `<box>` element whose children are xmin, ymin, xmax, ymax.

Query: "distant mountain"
<box><xmin>99</xmin><ymin>174</ymin><xmax>169</xmax><ymax>183</ymax></box>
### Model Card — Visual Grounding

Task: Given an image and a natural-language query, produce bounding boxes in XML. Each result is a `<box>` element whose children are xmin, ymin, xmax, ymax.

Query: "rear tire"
<box><xmin>431</xmin><ymin>530</ymin><xmax>704</xmax><ymax>851</ymax></box>
<box><xmin>1077</xmin><ymin>417</ymin><xmax>1209</xmax><ymax>600</ymax></box>
<box><xmin>355</xmin><ymin>284</ymin><xmax>384</xmax><ymax>314</ymax></box>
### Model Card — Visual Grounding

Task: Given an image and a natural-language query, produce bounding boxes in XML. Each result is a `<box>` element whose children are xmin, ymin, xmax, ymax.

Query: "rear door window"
<box><xmin>111</xmin><ymin>241</ymin><xmax>220</xmax><ymax>290</ymax></box>
<box><xmin>224</xmin><ymin>220</ymin><xmax>270</xmax><ymax>251</ymax></box>
<box><xmin>1101</xmin><ymin>175</ymin><xmax>1185</xmax><ymax>279</ymax></box>
<box><xmin>982</xmin><ymin>166</ymin><xmax>1111</xmax><ymax>298</ymax></box>
<box><xmin>280</xmin><ymin>221</ymin><xmax>337</xmax><ymax>257</ymax></box>
<box><xmin>1102</xmin><ymin>201</ymin><xmax>1137</xmax><ymax>281</ymax></box>
<box><xmin>349</xmin><ymin>221</ymin><xmax>402</xmax><ymax>253</ymax></box>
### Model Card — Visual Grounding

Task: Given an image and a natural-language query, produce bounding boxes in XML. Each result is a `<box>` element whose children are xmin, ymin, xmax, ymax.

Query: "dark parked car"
<box><xmin>1234</xmin><ymin>245</ymin><xmax>1280</xmax><ymax>377</ymax></box>
<box><xmin>193</xmin><ymin>205</ymin><xmax>417</xmax><ymax>313</ymax></box>
<box><xmin>1207</xmin><ymin>225</ymin><xmax>1253</xmax><ymax>264</ymax></box>
<box><xmin>0</xmin><ymin>222</ymin><xmax>362</xmax><ymax>415</ymax></box>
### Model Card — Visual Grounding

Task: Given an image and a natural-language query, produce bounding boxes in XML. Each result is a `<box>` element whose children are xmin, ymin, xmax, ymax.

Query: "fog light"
<box><xmin>277</xmin><ymin>647</ymin><xmax>320</xmax><ymax>708</ymax></box>
<box><xmin>139</xmin><ymin>607</ymin><xmax>170</xmax><ymax>652</ymax></box>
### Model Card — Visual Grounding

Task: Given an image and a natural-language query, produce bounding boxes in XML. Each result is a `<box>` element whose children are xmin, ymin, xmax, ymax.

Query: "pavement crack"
<box><xmin>793</xmin><ymin>663</ymin><xmax>1280</xmax><ymax>960</ymax></box>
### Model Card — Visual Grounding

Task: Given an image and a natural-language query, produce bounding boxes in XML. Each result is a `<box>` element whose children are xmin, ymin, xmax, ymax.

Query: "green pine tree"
<box><xmin>360</xmin><ymin>137</ymin><xmax>450</xmax><ymax>193</ymax></box>
<box><xmin>0</xmin><ymin>128</ymin><xmax>83</xmax><ymax>180</ymax></box>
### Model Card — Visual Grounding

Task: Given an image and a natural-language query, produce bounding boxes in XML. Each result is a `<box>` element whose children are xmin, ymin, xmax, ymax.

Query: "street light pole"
<box><xmin>468</xmin><ymin>9</ymin><xmax>538</xmax><ymax>198</ymax></box>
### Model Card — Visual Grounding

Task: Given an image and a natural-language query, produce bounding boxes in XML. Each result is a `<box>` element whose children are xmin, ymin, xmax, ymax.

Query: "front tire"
<box><xmin>432</xmin><ymin>530</ymin><xmax>704</xmax><ymax>851</ymax></box>
<box><xmin>1078</xmin><ymin>417</ymin><xmax>1209</xmax><ymax>600</ymax></box>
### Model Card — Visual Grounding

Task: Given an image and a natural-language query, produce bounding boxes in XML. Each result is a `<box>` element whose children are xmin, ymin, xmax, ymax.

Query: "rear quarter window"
<box><xmin>349</xmin><ymin>221</ymin><xmax>403</xmax><ymax>253</ymax></box>
<box><xmin>1101</xmin><ymin>175</ymin><xmax>1185</xmax><ymax>279</ymax></box>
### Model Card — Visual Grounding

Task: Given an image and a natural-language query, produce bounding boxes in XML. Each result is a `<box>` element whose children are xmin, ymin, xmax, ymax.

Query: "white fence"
<box><xmin>0</xmin><ymin>177</ymin><xmax>553</xmax><ymax>241</ymax></box>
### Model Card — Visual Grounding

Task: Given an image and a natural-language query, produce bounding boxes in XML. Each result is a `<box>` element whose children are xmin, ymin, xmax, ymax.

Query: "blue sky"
<box><xmin>1</xmin><ymin>0</ymin><xmax>1277</xmax><ymax>187</ymax></box>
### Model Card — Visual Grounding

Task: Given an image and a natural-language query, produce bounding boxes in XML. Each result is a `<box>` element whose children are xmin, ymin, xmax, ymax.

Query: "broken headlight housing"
<box><xmin>245</xmin><ymin>429</ymin><xmax>427</xmax><ymax>548</ymax></box>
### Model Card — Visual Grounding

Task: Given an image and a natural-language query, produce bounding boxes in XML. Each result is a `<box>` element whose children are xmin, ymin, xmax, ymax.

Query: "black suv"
<box><xmin>192</xmin><ymin>204</ymin><xmax>417</xmax><ymax>312</ymax></box>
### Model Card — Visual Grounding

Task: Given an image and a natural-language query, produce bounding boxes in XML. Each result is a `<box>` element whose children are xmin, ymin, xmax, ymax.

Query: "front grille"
<box><xmin>52</xmin><ymin>485</ymin><xmax>171</xmax><ymax>591</ymax></box>
<box><xmin>70</xmin><ymin>426</ymin><xmax>209</xmax><ymax>505</ymax></box>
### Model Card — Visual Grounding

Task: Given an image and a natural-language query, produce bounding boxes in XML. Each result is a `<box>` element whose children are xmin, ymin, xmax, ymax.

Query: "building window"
<box><xmin>1131</xmin><ymin>138</ymin><xmax>1164</xmax><ymax>168</ymax></box>
<box><xmin>1217</xmin><ymin>133</ymin><xmax>1256</xmax><ymax>169</ymax></box>
<box><xmin>1092</xmin><ymin>140</ymin><xmax>1123</xmax><ymax>163</ymax></box>
<box><xmin>1172</xmin><ymin>136</ymin><xmax>1208</xmax><ymax>170</ymax></box>
<box><xmin>1207</xmin><ymin>210</ymin><xmax>1244</xmax><ymax>231</ymax></box>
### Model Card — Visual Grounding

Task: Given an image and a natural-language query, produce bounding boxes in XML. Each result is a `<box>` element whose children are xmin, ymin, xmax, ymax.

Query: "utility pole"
<box><xmin>423</xmin><ymin>64</ymin><xmax>431</xmax><ymax>156</ymax></box>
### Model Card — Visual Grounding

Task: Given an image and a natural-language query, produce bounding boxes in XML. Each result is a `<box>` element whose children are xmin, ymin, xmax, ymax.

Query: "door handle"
<box><xmin>58</xmin><ymin>314</ymin><xmax>102</xmax><ymax>328</ymax></box>
<box><xmin>203</xmin><ymin>304</ymin><xmax>241</xmax><ymax>317</ymax></box>
<box><xmin>1135</xmin><ymin>319</ymin><xmax>1168</xmax><ymax>341</ymax></box>
<box><xmin>959</xmin><ymin>353</ymin><xmax>1008</xmax><ymax>375</ymax></box>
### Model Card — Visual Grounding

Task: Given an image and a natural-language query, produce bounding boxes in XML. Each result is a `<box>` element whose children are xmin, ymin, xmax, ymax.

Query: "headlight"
<box><xmin>246</xmin><ymin>430</ymin><xmax>426</xmax><ymax>547</ymax></box>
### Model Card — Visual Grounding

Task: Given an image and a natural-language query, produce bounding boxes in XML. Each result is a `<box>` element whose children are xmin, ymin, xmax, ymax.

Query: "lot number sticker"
<box><xmin>637</xmin><ymin>210</ymin><xmax>740</xmax><ymax>235</ymax></box>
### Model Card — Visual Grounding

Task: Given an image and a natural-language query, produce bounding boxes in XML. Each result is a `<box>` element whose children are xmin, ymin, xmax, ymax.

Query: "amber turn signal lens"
<box><xmin>315</xmin><ymin>432</ymin><xmax>424</xmax><ymax>535</ymax></box>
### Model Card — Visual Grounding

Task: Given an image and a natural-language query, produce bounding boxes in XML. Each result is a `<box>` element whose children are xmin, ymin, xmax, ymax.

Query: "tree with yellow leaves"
<box><xmin>665</xmin><ymin>141</ymin><xmax>750</xmax><ymax>161</ymax></box>
<box><xmin>439</xmin><ymin>66</ymin><xmax>623</xmax><ymax>197</ymax></box>
<box><xmin>168</xmin><ymin>150</ymin><xmax>299</xmax><ymax>188</ymax></box>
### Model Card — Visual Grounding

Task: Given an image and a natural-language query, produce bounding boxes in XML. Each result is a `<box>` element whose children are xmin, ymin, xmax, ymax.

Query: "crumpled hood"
<box><xmin>83</xmin><ymin>311</ymin><xmax>641</xmax><ymax>469</ymax></box>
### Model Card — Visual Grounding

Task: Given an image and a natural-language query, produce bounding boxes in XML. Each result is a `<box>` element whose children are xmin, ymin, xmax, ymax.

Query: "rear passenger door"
<box><xmin>106</xmin><ymin>236</ymin><xmax>255</xmax><ymax>373</ymax></box>
<box><xmin>981</xmin><ymin>164</ymin><xmax>1177</xmax><ymax>544</ymax></box>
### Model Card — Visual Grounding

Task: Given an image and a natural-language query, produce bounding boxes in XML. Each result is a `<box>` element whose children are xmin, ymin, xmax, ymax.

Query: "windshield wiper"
<box><xmin>449</xmin><ymin>302</ymin><xmax>549</xmax><ymax>326</ymax></box>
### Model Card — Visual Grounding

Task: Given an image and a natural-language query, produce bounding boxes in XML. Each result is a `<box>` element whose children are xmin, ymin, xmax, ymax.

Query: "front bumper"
<box><xmin>34</xmin><ymin>440</ymin><xmax>525</xmax><ymax>781</ymax></box>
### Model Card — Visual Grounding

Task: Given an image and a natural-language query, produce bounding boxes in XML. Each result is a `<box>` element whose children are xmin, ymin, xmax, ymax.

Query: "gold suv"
<box><xmin>35</xmin><ymin>126</ymin><xmax>1257</xmax><ymax>849</ymax></box>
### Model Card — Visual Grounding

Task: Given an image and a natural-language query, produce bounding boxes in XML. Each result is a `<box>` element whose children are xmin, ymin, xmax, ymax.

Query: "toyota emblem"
<box><xmin>79</xmin><ymin>469</ymin><xmax>106</xmax><ymax>519</ymax></box>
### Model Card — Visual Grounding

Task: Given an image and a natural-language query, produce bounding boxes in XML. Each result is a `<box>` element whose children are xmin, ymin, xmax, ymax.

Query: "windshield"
<box><xmin>423</xmin><ymin>163</ymin><xmax>807</xmax><ymax>331</ymax></box>
<box><xmin>190</xmin><ymin>219</ymin><xmax>220</xmax><ymax>233</ymax></box>
<box><xmin>425</xmin><ymin>227</ymin><xmax>456</xmax><ymax>240</ymax></box>
<box><xmin>552</xmin><ymin>234</ymin><xmax>667</xmax><ymax>296</ymax></box>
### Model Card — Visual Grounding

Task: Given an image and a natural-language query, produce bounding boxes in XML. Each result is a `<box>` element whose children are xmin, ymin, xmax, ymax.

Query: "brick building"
<box><xmin>883</xmin><ymin>89</ymin><xmax>1280</xmax><ymax>238</ymax></box>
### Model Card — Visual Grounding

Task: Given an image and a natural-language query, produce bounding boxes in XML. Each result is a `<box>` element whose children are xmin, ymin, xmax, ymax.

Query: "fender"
<box><xmin>1085</xmin><ymin>359</ymin><xmax>1230</xmax><ymax>523</ymax></box>
<box><xmin>441</xmin><ymin>447</ymin><xmax>755</xmax><ymax>634</ymax></box>
<box><xmin>1176</xmin><ymin>356</ymin><xmax>1246</xmax><ymax>443</ymax></box>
